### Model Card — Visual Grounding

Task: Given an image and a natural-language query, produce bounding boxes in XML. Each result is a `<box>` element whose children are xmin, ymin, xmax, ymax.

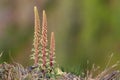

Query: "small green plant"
<box><xmin>30</xmin><ymin>6</ymin><xmax>58</xmax><ymax>79</ymax></box>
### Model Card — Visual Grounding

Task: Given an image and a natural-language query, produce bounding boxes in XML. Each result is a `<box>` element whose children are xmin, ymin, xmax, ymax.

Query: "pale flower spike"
<box><xmin>33</xmin><ymin>6</ymin><xmax>41</xmax><ymax>65</ymax></box>
<box><xmin>50</xmin><ymin>32</ymin><xmax>55</xmax><ymax>67</ymax></box>
<box><xmin>41</xmin><ymin>10</ymin><xmax>48</xmax><ymax>67</ymax></box>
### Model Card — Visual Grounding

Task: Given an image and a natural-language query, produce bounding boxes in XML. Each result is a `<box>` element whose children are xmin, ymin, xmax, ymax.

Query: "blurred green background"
<box><xmin>0</xmin><ymin>0</ymin><xmax>120</xmax><ymax>74</ymax></box>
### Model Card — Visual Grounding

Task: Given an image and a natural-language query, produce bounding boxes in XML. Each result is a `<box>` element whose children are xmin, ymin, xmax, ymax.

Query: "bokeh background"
<box><xmin>0</xmin><ymin>0</ymin><xmax>120</xmax><ymax>74</ymax></box>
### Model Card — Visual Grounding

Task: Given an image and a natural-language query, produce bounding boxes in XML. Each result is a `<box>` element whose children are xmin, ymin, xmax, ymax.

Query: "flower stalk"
<box><xmin>50</xmin><ymin>32</ymin><xmax>55</xmax><ymax>67</ymax></box>
<box><xmin>33</xmin><ymin>6</ymin><xmax>41</xmax><ymax>65</ymax></box>
<box><xmin>41</xmin><ymin>10</ymin><xmax>48</xmax><ymax>67</ymax></box>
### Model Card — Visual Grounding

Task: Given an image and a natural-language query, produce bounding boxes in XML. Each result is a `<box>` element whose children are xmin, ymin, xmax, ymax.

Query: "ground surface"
<box><xmin>0</xmin><ymin>62</ymin><xmax>120</xmax><ymax>80</ymax></box>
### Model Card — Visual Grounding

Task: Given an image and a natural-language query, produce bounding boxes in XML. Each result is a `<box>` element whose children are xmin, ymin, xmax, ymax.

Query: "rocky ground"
<box><xmin>0</xmin><ymin>62</ymin><xmax>120</xmax><ymax>80</ymax></box>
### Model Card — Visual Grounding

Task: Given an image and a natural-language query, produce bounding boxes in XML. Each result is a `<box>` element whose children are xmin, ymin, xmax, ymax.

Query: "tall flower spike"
<box><xmin>41</xmin><ymin>10</ymin><xmax>48</xmax><ymax>67</ymax></box>
<box><xmin>33</xmin><ymin>6</ymin><xmax>41</xmax><ymax>65</ymax></box>
<box><xmin>50</xmin><ymin>32</ymin><xmax>55</xmax><ymax>67</ymax></box>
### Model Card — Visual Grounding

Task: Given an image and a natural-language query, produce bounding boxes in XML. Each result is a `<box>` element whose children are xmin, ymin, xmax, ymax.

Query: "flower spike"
<box><xmin>33</xmin><ymin>6</ymin><xmax>41</xmax><ymax>65</ymax></box>
<box><xmin>41</xmin><ymin>10</ymin><xmax>48</xmax><ymax>67</ymax></box>
<box><xmin>50</xmin><ymin>32</ymin><xmax>55</xmax><ymax>67</ymax></box>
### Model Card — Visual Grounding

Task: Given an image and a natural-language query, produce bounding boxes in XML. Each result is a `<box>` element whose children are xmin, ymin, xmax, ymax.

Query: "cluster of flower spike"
<box><xmin>31</xmin><ymin>6</ymin><xmax>56</xmax><ymax>69</ymax></box>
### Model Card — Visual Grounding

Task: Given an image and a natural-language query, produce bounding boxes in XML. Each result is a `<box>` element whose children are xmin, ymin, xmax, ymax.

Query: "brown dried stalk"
<box><xmin>33</xmin><ymin>6</ymin><xmax>41</xmax><ymax>65</ymax></box>
<box><xmin>50</xmin><ymin>32</ymin><xmax>55</xmax><ymax>67</ymax></box>
<box><xmin>41</xmin><ymin>10</ymin><xmax>48</xmax><ymax>67</ymax></box>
